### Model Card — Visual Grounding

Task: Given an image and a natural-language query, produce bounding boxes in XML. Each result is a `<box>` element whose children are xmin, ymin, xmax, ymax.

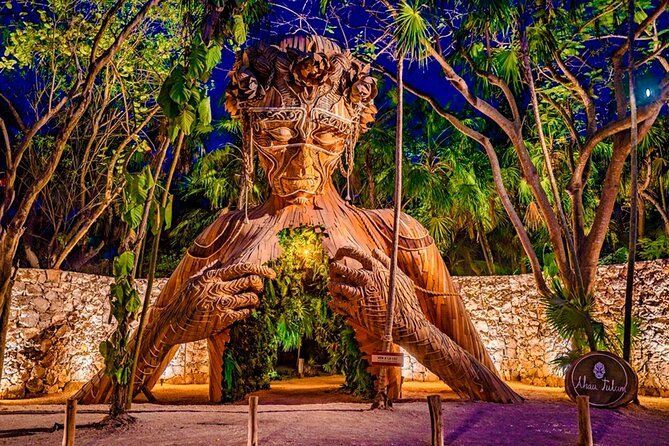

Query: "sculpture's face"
<box><xmin>252</xmin><ymin>107</ymin><xmax>354</xmax><ymax>204</ymax></box>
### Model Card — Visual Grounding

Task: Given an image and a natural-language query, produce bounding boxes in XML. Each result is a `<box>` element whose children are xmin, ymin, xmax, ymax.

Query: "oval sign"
<box><xmin>565</xmin><ymin>351</ymin><xmax>638</xmax><ymax>408</ymax></box>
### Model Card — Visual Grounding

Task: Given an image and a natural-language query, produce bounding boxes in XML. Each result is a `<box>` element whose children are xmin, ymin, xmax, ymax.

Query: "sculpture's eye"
<box><xmin>313</xmin><ymin>130</ymin><xmax>341</xmax><ymax>147</ymax></box>
<box><xmin>267</xmin><ymin>126</ymin><xmax>295</xmax><ymax>143</ymax></box>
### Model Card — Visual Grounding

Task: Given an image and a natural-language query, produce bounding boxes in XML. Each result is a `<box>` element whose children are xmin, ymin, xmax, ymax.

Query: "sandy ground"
<box><xmin>1</xmin><ymin>376</ymin><xmax>668</xmax><ymax>445</ymax></box>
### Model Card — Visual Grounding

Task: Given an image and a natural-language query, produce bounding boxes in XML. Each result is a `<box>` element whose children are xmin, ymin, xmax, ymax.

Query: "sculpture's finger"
<box><xmin>328</xmin><ymin>297</ymin><xmax>362</xmax><ymax>325</ymax></box>
<box><xmin>333</xmin><ymin>246</ymin><xmax>374</xmax><ymax>270</ymax></box>
<box><xmin>229</xmin><ymin>292</ymin><xmax>260</xmax><ymax>310</ymax></box>
<box><xmin>222</xmin><ymin>275</ymin><xmax>265</xmax><ymax>293</ymax></box>
<box><xmin>371</xmin><ymin>248</ymin><xmax>391</xmax><ymax>269</ymax></box>
<box><xmin>204</xmin><ymin>263</ymin><xmax>276</xmax><ymax>282</ymax></box>
<box><xmin>327</xmin><ymin>298</ymin><xmax>351</xmax><ymax>317</ymax></box>
<box><xmin>329</xmin><ymin>281</ymin><xmax>363</xmax><ymax>302</ymax></box>
<box><xmin>228</xmin><ymin>308</ymin><xmax>254</xmax><ymax>324</ymax></box>
<box><xmin>329</xmin><ymin>261</ymin><xmax>368</xmax><ymax>286</ymax></box>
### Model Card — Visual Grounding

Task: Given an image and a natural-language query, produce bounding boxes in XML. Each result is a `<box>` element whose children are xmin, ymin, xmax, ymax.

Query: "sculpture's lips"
<box><xmin>281</xmin><ymin>176</ymin><xmax>318</xmax><ymax>191</ymax></box>
<box><xmin>284</xmin><ymin>176</ymin><xmax>317</xmax><ymax>181</ymax></box>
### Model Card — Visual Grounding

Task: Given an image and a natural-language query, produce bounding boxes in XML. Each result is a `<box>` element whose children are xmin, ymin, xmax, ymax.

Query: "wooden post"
<box><xmin>248</xmin><ymin>395</ymin><xmax>259</xmax><ymax>446</ymax></box>
<box><xmin>577</xmin><ymin>395</ymin><xmax>593</xmax><ymax>446</ymax></box>
<box><xmin>62</xmin><ymin>398</ymin><xmax>77</xmax><ymax>446</ymax></box>
<box><xmin>297</xmin><ymin>358</ymin><xmax>304</xmax><ymax>378</ymax></box>
<box><xmin>427</xmin><ymin>395</ymin><xmax>443</xmax><ymax>446</ymax></box>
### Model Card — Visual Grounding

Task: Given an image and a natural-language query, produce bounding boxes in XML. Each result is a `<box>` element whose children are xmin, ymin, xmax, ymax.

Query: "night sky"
<box><xmin>1</xmin><ymin>1</ymin><xmax>667</xmax><ymax>156</ymax></box>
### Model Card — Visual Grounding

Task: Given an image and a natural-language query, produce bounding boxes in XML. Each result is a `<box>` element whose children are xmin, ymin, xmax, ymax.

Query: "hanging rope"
<box><xmin>242</xmin><ymin>113</ymin><xmax>254</xmax><ymax>224</ymax></box>
<box><xmin>373</xmin><ymin>51</ymin><xmax>404</xmax><ymax>409</ymax></box>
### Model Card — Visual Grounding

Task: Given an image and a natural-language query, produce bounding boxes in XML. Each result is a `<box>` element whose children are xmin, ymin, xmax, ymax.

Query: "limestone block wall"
<box><xmin>455</xmin><ymin>259</ymin><xmax>669</xmax><ymax>396</ymax></box>
<box><xmin>1</xmin><ymin>260</ymin><xmax>668</xmax><ymax>398</ymax></box>
<box><xmin>0</xmin><ymin>269</ymin><xmax>208</xmax><ymax>398</ymax></box>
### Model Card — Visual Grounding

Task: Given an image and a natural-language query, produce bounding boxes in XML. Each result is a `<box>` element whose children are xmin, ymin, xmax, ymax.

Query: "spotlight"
<box><xmin>645</xmin><ymin>88</ymin><xmax>652</xmax><ymax>98</ymax></box>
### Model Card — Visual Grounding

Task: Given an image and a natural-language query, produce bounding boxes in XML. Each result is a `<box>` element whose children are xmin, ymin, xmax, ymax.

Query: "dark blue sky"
<box><xmin>1</xmin><ymin>0</ymin><xmax>667</xmax><ymax>154</ymax></box>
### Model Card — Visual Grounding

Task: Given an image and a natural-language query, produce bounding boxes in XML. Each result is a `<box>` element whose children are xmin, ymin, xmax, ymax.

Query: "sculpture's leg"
<box><xmin>207</xmin><ymin>331</ymin><xmax>229</xmax><ymax>402</ymax></box>
<box><xmin>349</xmin><ymin>323</ymin><xmax>402</xmax><ymax>399</ymax></box>
<box><xmin>144</xmin><ymin>345</ymin><xmax>179</xmax><ymax>391</ymax></box>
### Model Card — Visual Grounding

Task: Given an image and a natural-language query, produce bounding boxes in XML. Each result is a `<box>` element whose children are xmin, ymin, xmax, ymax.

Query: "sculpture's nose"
<box><xmin>293</xmin><ymin>145</ymin><xmax>314</xmax><ymax>176</ymax></box>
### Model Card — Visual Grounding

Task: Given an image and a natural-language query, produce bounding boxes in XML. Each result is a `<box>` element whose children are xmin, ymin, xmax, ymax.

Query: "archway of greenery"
<box><xmin>221</xmin><ymin>226</ymin><xmax>375</xmax><ymax>402</ymax></box>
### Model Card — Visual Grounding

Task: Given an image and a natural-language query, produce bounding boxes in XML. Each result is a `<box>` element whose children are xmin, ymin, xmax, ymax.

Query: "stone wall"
<box><xmin>1</xmin><ymin>269</ymin><xmax>208</xmax><ymax>398</ymax></box>
<box><xmin>2</xmin><ymin>260</ymin><xmax>668</xmax><ymax>398</ymax></box>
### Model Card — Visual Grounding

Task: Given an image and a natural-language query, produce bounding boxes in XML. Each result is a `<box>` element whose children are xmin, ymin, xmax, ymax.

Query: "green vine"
<box><xmin>221</xmin><ymin>225</ymin><xmax>375</xmax><ymax>402</ymax></box>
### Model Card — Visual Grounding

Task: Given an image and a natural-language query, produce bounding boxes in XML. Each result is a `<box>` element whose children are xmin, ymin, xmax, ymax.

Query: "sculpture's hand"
<box><xmin>159</xmin><ymin>262</ymin><xmax>276</xmax><ymax>345</ymax></box>
<box><xmin>133</xmin><ymin>262</ymin><xmax>275</xmax><ymax>384</ymax></box>
<box><xmin>328</xmin><ymin>247</ymin><xmax>522</xmax><ymax>404</ymax></box>
<box><xmin>328</xmin><ymin>246</ymin><xmax>422</xmax><ymax>338</ymax></box>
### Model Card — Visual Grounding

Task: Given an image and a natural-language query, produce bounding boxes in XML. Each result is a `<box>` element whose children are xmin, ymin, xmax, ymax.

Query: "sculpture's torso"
<box><xmin>152</xmin><ymin>189</ymin><xmax>494</xmax><ymax>375</ymax></box>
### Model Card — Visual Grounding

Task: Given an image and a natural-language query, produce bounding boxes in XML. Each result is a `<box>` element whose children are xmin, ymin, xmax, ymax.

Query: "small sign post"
<box><xmin>370</xmin><ymin>352</ymin><xmax>404</xmax><ymax>367</ymax></box>
<box><xmin>565</xmin><ymin>351</ymin><xmax>638</xmax><ymax>408</ymax></box>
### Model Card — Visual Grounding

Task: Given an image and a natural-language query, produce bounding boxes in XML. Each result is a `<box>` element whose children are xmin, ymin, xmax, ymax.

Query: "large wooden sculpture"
<box><xmin>78</xmin><ymin>35</ymin><xmax>521</xmax><ymax>404</ymax></box>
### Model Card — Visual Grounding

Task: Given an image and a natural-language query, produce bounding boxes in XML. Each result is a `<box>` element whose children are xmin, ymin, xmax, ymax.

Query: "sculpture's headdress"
<box><xmin>225</xmin><ymin>35</ymin><xmax>378</xmax><ymax>218</ymax></box>
<box><xmin>225</xmin><ymin>35</ymin><xmax>378</xmax><ymax>130</ymax></box>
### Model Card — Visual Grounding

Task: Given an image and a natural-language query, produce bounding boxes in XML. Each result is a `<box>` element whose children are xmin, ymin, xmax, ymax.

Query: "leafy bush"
<box><xmin>639</xmin><ymin>235</ymin><xmax>669</xmax><ymax>260</ymax></box>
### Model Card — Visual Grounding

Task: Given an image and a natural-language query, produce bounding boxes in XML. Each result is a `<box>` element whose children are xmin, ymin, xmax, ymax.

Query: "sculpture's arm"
<box><xmin>328</xmin><ymin>247</ymin><xmax>522</xmax><ymax>404</ymax></box>
<box><xmin>393</xmin><ymin>215</ymin><xmax>498</xmax><ymax>373</ymax></box>
<box><xmin>132</xmin><ymin>263</ymin><xmax>275</xmax><ymax>384</ymax></box>
<box><xmin>77</xmin><ymin>262</ymin><xmax>274</xmax><ymax>403</ymax></box>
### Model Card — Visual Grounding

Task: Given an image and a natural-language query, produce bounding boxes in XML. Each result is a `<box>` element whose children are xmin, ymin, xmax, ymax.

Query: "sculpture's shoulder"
<box><xmin>187</xmin><ymin>208</ymin><xmax>245</xmax><ymax>259</ymax></box>
<box><xmin>358</xmin><ymin>208</ymin><xmax>434</xmax><ymax>250</ymax></box>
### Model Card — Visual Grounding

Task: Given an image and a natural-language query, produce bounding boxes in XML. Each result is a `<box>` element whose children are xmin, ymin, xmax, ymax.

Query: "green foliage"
<box><xmin>100</xmin><ymin>251</ymin><xmax>140</xmax><ymax>386</ymax></box>
<box><xmin>639</xmin><ymin>235</ymin><xmax>669</xmax><ymax>260</ymax></box>
<box><xmin>157</xmin><ymin>37</ymin><xmax>221</xmax><ymax>138</ymax></box>
<box><xmin>544</xmin><ymin>278</ymin><xmax>610</xmax><ymax>370</ymax></box>
<box><xmin>394</xmin><ymin>0</ymin><xmax>429</xmax><ymax>60</ymax></box>
<box><xmin>599</xmin><ymin>247</ymin><xmax>629</xmax><ymax>265</ymax></box>
<box><xmin>221</xmin><ymin>226</ymin><xmax>374</xmax><ymax>402</ymax></box>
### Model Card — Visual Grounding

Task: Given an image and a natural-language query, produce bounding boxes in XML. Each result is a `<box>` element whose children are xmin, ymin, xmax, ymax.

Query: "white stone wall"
<box><xmin>1</xmin><ymin>269</ymin><xmax>208</xmax><ymax>398</ymax></box>
<box><xmin>455</xmin><ymin>259</ymin><xmax>669</xmax><ymax>396</ymax></box>
<box><xmin>2</xmin><ymin>260</ymin><xmax>668</xmax><ymax>398</ymax></box>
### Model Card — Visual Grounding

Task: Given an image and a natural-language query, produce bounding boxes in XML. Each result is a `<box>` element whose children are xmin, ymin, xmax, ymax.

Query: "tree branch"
<box><xmin>377</xmin><ymin>66</ymin><xmax>550</xmax><ymax>295</ymax></box>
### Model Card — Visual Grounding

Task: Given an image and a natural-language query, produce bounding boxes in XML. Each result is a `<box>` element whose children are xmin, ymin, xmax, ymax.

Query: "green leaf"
<box><xmin>164</xmin><ymin>194</ymin><xmax>173</xmax><ymax>229</ymax></box>
<box><xmin>142</xmin><ymin>165</ymin><xmax>155</xmax><ymax>190</ymax></box>
<box><xmin>168</xmin><ymin>122</ymin><xmax>180</xmax><ymax>142</ymax></box>
<box><xmin>197</xmin><ymin>96</ymin><xmax>212</xmax><ymax>126</ymax></box>
<box><xmin>233</xmin><ymin>14</ymin><xmax>247</xmax><ymax>44</ymax></box>
<box><xmin>113</xmin><ymin>251</ymin><xmax>135</xmax><ymax>277</ymax></box>
<box><xmin>123</xmin><ymin>203</ymin><xmax>143</xmax><ymax>229</ymax></box>
<box><xmin>176</xmin><ymin>106</ymin><xmax>196</xmax><ymax>135</ymax></box>
<box><xmin>99</xmin><ymin>340</ymin><xmax>113</xmax><ymax>359</ymax></box>
<box><xmin>188</xmin><ymin>43</ymin><xmax>207</xmax><ymax>79</ymax></box>
<box><xmin>110</xmin><ymin>283</ymin><xmax>124</xmax><ymax>302</ymax></box>
<box><xmin>125</xmin><ymin>289</ymin><xmax>141</xmax><ymax>313</ymax></box>
<box><xmin>158</xmin><ymin>67</ymin><xmax>184</xmax><ymax>118</ymax></box>
<box><xmin>168</xmin><ymin>68</ymin><xmax>191</xmax><ymax>105</ymax></box>
<box><xmin>205</xmin><ymin>44</ymin><xmax>222</xmax><ymax>71</ymax></box>
<box><xmin>148</xmin><ymin>199</ymin><xmax>160</xmax><ymax>236</ymax></box>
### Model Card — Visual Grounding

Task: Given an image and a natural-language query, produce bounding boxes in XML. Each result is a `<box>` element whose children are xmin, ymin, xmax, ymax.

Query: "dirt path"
<box><xmin>2</xmin><ymin>377</ymin><xmax>668</xmax><ymax>445</ymax></box>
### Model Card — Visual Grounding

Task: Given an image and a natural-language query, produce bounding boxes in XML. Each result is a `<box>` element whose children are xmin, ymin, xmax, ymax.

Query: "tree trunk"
<box><xmin>478</xmin><ymin>226</ymin><xmax>495</xmax><ymax>275</ymax></box>
<box><xmin>127</xmin><ymin>132</ymin><xmax>184</xmax><ymax>407</ymax></box>
<box><xmin>641</xmin><ymin>191</ymin><xmax>669</xmax><ymax>238</ymax></box>
<box><xmin>623</xmin><ymin>0</ymin><xmax>639</xmax><ymax>363</ymax></box>
<box><xmin>0</xmin><ymin>231</ymin><xmax>21</xmax><ymax>382</ymax></box>
<box><xmin>50</xmin><ymin>193</ymin><xmax>119</xmax><ymax>269</ymax></box>
<box><xmin>520</xmin><ymin>26</ymin><xmax>584</xmax><ymax>297</ymax></box>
